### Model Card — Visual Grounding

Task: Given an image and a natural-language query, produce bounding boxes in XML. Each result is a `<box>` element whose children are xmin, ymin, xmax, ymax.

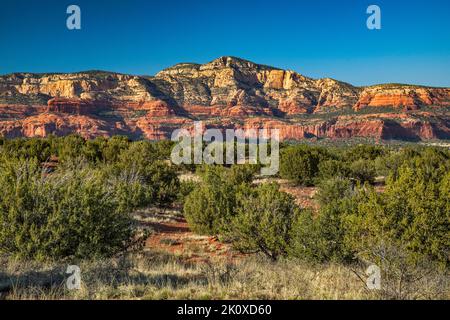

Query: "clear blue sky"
<box><xmin>1</xmin><ymin>0</ymin><xmax>449</xmax><ymax>86</ymax></box>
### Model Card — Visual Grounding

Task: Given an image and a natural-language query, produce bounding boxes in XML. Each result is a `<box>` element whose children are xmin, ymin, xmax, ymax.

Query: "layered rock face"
<box><xmin>0</xmin><ymin>57</ymin><xmax>449</xmax><ymax>141</ymax></box>
<box><xmin>354</xmin><ymin>85</ymin><xmax>450</xmax><ymax>111</ymax></box>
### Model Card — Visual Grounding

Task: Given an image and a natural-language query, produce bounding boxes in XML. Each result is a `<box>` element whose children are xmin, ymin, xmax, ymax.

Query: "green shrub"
<box><xmin>183</xmin><ymin>185</ymin><xmax>233</xmax><ymax>235</ymax></box>
<box><xmin>228</xmin><ymin>164</ymin><xmax>258</xmax><ymax>185</ymax></box>
<box><xmin>106</xmin><ymin>167</ymin><xmax>149</xmax><ymax>212</ymax></box>
<box><xmin>289</xmin><ymin>198</ymin><xmax>354</xmax><ymax>263</ymax></box>
<box><xmin>280</xmin><ymin>145</ymin><xmax>328</xmax><ymax>186</ymax></box>
<box><xmin>374</xmin><ymin>146</ymin><xmax>449</xmax><ymax>179</ymax></box>
<box><xmin>144</xmin><ymin>161</ymin><xmax>180</xmax><ymax>207</ymax></box>
<box><xmin>0</xmin><ymin>159</ymin><xmax>135</xmax><ymax>261</ymax></box>
<box><xmin>291</xmin><ymin>158</ymin><xmax>449</xmax><ymax>268</ymax></box>
<box><xmin>343</xmin><ymin>144</ymin><xmax>385</xmax><ymax>162</ymax></box>
<box><xmin>82</xmin><ymin>137</ymin><xmax>107</xmax><ymax>163</ymax></box>
<box><xmin>0</xmin><ymin>137</ymin><xmax>54</xmax><ymax>162</ymax></box>
<box><xmin>226</xmin><ymin>183</ymin><xmax>300</xmax><ymax>261</ymax></box>
<box><xmin>57</xmin><ymin>135</ymin><xmax>87</xmax><ymax>163</ymax></box>
<box><xmin>315</xmin><ymin>176</ymin><xmax>354</xmax><ymax>206</ymax></box>
<box><xmin>108</xmin><ymin>159</ymin><xmax>180</xmax><ymax>209</ymax></box>
<box><xmin>344</xmin><ymin>165</ymin><xmax>450</xmax><ymax>268</ymax></box>
<box><xmin>101</xmin><ymin>136</ymin><xmax>130</xmax><ymax>163</ymax></box>
<box><xmin>374</xmin><ymin>147</ymin><xmax>416</xmax><ymax>177</ymax></box>
<box><xmin>117</xmin><ymin>140</ymin><xmax>172</xmax><ymax>168</ymax></box>
<box><xmin>317</xmin><ymin>159</ymin><xmax>351</xmax><ymax>181</ymax></box>
<box><xmin>177</xmin><ymin>180</ymin><xmax>197</xmax><ymax>205</ymax></box>
<box><xmin>349</xmin><ymin>159</ymin><xmax>376</xmax><ymax>183</ymax></box>
<box><xmin>183</xmin><ymin>166</ymin><xmax>238</xmax><ymax>235</ymax></box>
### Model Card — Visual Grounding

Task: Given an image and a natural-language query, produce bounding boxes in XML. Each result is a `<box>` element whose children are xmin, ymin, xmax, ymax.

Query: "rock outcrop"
<box><xmin>354</xmin><ymin>85</ymin><xmax>450</xmax><ymax>111</ymax></box>
<box><xmin>0</xmin><ymin>57</ymin><xmax>449</xmax><ymax>141</ymax></box>
<box><xmin>47</xmin><ymin>98</ymin><xmax>112</xmax><ymax>115</ymax></box>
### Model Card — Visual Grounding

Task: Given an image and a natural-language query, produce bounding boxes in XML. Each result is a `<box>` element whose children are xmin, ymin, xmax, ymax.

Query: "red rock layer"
<box><xmin>47</xmin><ymin>98</ymin><xmax>111</xmax><ymax>115</ymax></box>
<box><xmin>354</xmin><ymin>88</ymin><xmax>450</xmax><ymax>111</ymax></box>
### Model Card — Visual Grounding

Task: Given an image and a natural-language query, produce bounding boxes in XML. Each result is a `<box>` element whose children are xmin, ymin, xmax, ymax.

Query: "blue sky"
<box><xmin>0</xmin><ymin>0</ymin><xmax>449</xmax><ymax>86</ymax></box>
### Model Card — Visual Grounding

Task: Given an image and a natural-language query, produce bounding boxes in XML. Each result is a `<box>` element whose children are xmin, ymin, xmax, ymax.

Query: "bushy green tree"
<box><xmin>349</xmin><ymin>159</ymin><xmax>376</xmax><ymax>184</ymax></box>
<box><xmin>289</xmin><ymin>177</ymin><xmax>363</xmax><ymax>263</ymax></box>
<box><xmin>0</xmin><ymin>137</ymin><xmax>53</xmax><ymax>162</ymax></box>
<box><xmin>57</xmin><ymin>135</ymin><xmax>86</xmax><ymax>162</ymax></box>
<box><xmin>0</xmin><ymin>159</ymin><xmax>135</xmax><ymax>261</ymax></box>
<box><xmin>105</xmin><ymin>166</ymin><xmax>149</xmax><ymax>212</ymax></box>
<box><xmin>144</xmin><ymin>161</ymin><xmax>180</xmax><ymax>207</ymax></box>
<box><xmin>102</xmin><ymin>135</ymin><xmax>130</xmax><ymax>163</ymax></box>
<box><xmin>118</xmin><ymin>140</ymin><xmax>172</xmax><ymax>169</ymax></box>
<box><xmin>183</xmin><ymin>166</ymin><xmax>241</xmax><ymax>235</ymax></box>
<box><xmin>315</xmin><ymin>176</ymin><xmax>354</xmax><ymax>206</ymax></box>
<box><xmin>374</xmin><ymin>147</ymin><xmax>417</xmax><ymax>177</ymax></box>
<box><xmin>228</xmin><ymin>164</ymin><xmax>259</xmax><ymax>185</ymax></box>
<box><xmin>343</xmin><ymin>144</ymin><xmax>385</xmax><ymax>162</ymax></box>
<box><xmin>176</xmin><ymin>180</ymin><xmax>197</xmax><ymax>205</ymax></box>
<box><xmin>280</xmin><ymin>145</ymin><xmax>328</xmax><ymax>186</ymax></box>
<box><xmin>183</xmin><ymin>184</ymin><xmax>236</xmax><ymax>235</ymax></box>
<box><xmin>289</xmin><ymin>198</ymin><xmax>355</xmax><ymax>263</ymax></box>
<box><xmin>317</xmin><ymin>159</ymin><xmax>351</xmax><ymax>181</ymax></box>
<box><xmin>344</xmin><ymin>164</ymin><xmax>449</xmax><ymax>267</ymax></box>
<box><xmin>226</xmin><ymin>183</ymin><xmax>300</xmax><ymax>261</ymax></box>
<box><xmin>82</xmin><ymin>137</ymin><xmax>107</xmax><ymax>163</ymax></box>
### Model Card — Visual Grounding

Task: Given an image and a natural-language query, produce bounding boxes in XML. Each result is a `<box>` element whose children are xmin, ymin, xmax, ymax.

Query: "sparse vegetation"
<box><xmin>0</xmin><ymin>136</ymin><xmax>448</xmax><ymax>300</ymax></box>
<box><xmin>1</xmin><ymin>252</ymin><xmax>447</xmax><ymax>300</ymax></box>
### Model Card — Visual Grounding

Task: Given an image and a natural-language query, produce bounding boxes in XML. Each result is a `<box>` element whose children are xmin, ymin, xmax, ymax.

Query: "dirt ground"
<box><xmin>137</xmin><ymin>179</ymin><xmax>321</xmax><ymax>264</ymax></box>
<box><xmin>134</xmin><ymin>209</ymin><xmax>240</xmax><ymax>264</ymax></box>
<box><xmin>139</xmin><ymin>175</ymin><xmax>385</xmax><ymax>265</ymax></box>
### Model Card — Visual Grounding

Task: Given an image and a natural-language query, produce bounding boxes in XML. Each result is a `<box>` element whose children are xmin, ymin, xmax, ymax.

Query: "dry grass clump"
<box><xmin>1</xmin><ymin>251</ymin><xmax>447</xmax><ymax>300</ymax></box>
<box><xmin>0</xmin><ymin>252</ymin><xmax>370</xmax><ymax>300</ymax></box>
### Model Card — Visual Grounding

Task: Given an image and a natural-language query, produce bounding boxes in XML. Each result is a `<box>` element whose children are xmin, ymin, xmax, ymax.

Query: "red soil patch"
<box><xmin>280</xmin><ymin>185</ymin><xmax>319</xmax><ymax>211</ymax></box>
<box><xmin>254</xmin><ymin>178</ymin><xmax>319</xmax><ymax>211</ymax></box>
<box><xmin>144</xmin><ymin>216</ymin><xmax>242</xmax><ymax>264</ymax></box>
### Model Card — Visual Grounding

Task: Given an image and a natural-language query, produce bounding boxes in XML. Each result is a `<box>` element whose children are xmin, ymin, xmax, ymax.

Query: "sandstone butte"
<box><xmin>0</xmin><ymin>56</ymin><xmax>449</xmax><ymax>141</ymax></box>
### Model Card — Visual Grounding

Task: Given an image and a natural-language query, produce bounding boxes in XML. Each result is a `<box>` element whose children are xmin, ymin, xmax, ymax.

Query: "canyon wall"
<box><xmin>0</xmin><ymin>57</ymin><xmax>449</xmax><ymax>141</ymax></box>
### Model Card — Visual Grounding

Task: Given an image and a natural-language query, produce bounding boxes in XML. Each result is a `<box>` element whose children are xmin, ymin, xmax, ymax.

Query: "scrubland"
<box><xmin>0</xmin><ymin>136</ymin><xmax>448</xmax><ymax>300</ymax></box>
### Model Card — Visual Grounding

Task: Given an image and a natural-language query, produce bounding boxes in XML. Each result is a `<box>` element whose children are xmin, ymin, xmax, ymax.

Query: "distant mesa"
<box><xmin>0</xmin><ymin>56</ymin><xmax>449</xmax><ymax>140</ymax></box>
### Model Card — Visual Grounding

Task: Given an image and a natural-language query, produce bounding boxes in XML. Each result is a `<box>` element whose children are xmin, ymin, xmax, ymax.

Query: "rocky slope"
<box><xmin>0</xmin><ymin>56</ymin><xmax>449</xmax><ymax>141</ymax></box>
